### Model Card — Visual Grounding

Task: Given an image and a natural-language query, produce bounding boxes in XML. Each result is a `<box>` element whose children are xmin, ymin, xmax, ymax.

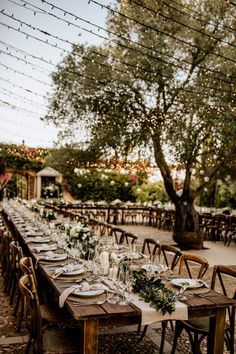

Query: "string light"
<box><xmin>0</xmin><ymin>11</ymin><xmax>234</xmax><ymax>99</ymax></box>
<box><xmin>11</xmin><ymin>0</ymin><xmax>236</xmax><ymax>83</ymax></box>
<box><xmin>89</xmin><ymin>0</ymin><xmax>236</xmax><ymax>64</ymax></box>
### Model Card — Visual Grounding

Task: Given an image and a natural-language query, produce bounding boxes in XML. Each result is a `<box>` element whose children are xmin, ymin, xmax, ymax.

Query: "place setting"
<box><xmin>166</xmin><ymin>277</ymin><xmax>211</xmax><ymax>300</ymax></box>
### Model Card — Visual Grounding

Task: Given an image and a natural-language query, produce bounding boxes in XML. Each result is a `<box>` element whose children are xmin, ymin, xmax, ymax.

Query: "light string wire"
<box><xmin>0</xmin><ymin>0</ymin><xmax>234</xmax><ymax>121</ymax></box>
<box><xmin>16</xmin><ymin>0</ymin><xmax>236</xmax><ymax>82</ymax></box>
<box><xmin>0</xmin><ymin>76</ymin><xmax>49</xmax><ymax>99</ymax></box>
<box><xmin>89</xmin><ymin>0</ymin><xmax>236</xmax><ymax>64</ymax></box>
<box><xmin>0</xmin><ymin>47</ymin><xmax>52</xmax><ymax>74</ymax></box>
<box><xmin>130</xmin><ymin>0</ymin><xmax>236</xmax><ymax>49</ymax></box>
<box><xmin>0</xmin><ymin>98</ymin><xmax>43</xmax><ymax>116</ymax></box>
<box><xmin>162</xmin><ymin>0</ymin><xmax>236</xmax><ymax>34</ymax></box>
<box><xmin>1</xmin><ymin>39</ymin><xmax>229</xmax><ymax>111</ymax></box>
<box><xmin>0</xmin><ymin>10</ymin><xmax>234</xmax><ymax>98</ymax></box>
<box><xmin>0</xmin><ymin>62</ymin><xmax>52</xmax><ymax>86</ymax></box>
<box><xmin>0</xmin><ymin>87</ymin><xmax>46</xmax><ymax>108</ymax></box>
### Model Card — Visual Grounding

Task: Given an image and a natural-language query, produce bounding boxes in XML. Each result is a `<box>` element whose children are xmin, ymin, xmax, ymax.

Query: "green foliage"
<box><xmin>69</xmin><ymin>168</ymin><xmax>148</xmax><ymax>203</ymax></box>
<box><xmin>132</xmin><ymin>271</ymin><xmax>178</xmax><ymax>315</ymax></box>
<box><xmin>133</xmin><ymin>181</ymin><xmax>169</xmax><ymax>204</ymax></box>
<box><xmin>44</xmin><ymin>0</ymin><xmax>236</xmax><ymax>211</ymax></box>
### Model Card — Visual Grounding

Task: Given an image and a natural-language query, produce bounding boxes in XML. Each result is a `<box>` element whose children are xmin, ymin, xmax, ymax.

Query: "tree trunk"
<box><xmin>173</xmin><ymin>201</ymin><xmax>204</xmax><ymax>250</ymax></box>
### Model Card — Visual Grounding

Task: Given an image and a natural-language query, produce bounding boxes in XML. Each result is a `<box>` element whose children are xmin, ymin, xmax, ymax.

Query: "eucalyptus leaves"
<box><xmin>132</xmin><ymin>272</ymin><xmax>178</xmax><ymax>315</ymax></box>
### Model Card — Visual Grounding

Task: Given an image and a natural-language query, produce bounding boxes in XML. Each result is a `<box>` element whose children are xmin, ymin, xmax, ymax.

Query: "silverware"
<box><xmin>72</xmin><ymin>300</ymin><xmax>106</xmax><ymax>306</ymax></box>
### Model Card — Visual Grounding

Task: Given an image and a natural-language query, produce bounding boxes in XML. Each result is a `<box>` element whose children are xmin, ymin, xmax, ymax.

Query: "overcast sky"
<box><xmin>0</xmin><ymin>0</ymin><xmax>115</xmax><ymax>148</ymax></box>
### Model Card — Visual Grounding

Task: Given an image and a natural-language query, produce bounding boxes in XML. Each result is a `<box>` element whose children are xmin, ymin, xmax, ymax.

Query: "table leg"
<box><xmin>81</xmin><ymin>318</ymin><xmax>99</xmax><ymax>354</ymax></box>
<box><xmin>207</xmin><ymin>307</ymin><xmax>226</xmax><ymax>354</ymax></box>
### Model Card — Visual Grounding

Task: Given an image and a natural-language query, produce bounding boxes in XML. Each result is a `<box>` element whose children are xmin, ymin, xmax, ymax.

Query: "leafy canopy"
<box><xmin>44</xmin><ymin>0</ymin><xmax>236</xmax><ymax>204</ymax></box>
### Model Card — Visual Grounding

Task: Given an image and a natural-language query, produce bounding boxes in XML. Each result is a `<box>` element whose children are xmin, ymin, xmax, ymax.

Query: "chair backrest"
<box><xmin>9</xmin><ymin>241</ymin><xmax>23</xmax><ymax>275</ymax></box>
<box><xmin>19</xmin><ymin>256</ymin><xmax>38</xmax><ymax>288</ymax></box>
<box><xmin>142</xmin><ymin>238</ymin><xmax>160</xmax><ymax>262</ymax></box>
<box><xmin>211</xmin><ymin>265</ymin><xmax>236</xmax><ymax>354</ymax></box>
<box><xmin>160</xmin><ymin>244</ymin><xmax>182</xmax><ymax>271</ymax></box>
<box><xmin>97</xmin><ymin>220</ymin><xmax>107</xmax><ymax>237</ymax></box>
<box><xmin>110</xmin><ymin>226</ymin><xmax>126</xmax><ymax>244</ymax></box>
<box><xmin>104</xmin><ymin>223</ymin><xmax>113</xmax><ymax>237</ymax></box>
<box><xmin>123</xmin><ymin>232</ymin><xmax>138</xmax><ymax>248</ymax></box>
<box><xmin>178</xmin><ymin>253</ymin><xmax>209</xmax><ymax>279</ymax></box>
<box><xmin>19</xmin><ymin>273</ymin><xmax>43</xmax><ymax>353</ymax></box>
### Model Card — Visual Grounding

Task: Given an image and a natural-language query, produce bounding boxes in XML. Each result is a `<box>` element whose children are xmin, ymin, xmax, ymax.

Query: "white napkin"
<box><xmin>53</xmin><ymin>263</ymin><xmax>85</xmax><ymax>279</ymax></box>
<box><xmin>25</xmin><ymin>237</ymin><xmax>51</xmax><ymax>244</ymax></box>
<box><xmin>59</xmin><ymin>286</ymin><xmax>80</xmax><ymax>307</ymax></box>
<box><xmin>32</xmin><ymin>244</ymin><xmax>57</xmax><ymax>253</ymax></box>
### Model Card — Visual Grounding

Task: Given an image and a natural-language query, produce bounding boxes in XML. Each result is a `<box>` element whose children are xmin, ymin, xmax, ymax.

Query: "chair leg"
<box><xmin>137</xmin><ymin>325</ymin><xmax>148</xmax><ymax>341</ymax></box>
<box><xmin>171</xmin><ymin>321</ymin><xmax>183</xmax><ymax>354</ymax></box>
<box><xmin>159</xmin><ymin>321</ymin><xmax>166</xmax><ymax>354</ymax></box>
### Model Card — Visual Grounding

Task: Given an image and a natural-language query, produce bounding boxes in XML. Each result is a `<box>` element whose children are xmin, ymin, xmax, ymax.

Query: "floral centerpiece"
<box><xmin>132</xmin><ymin>271</ymin><xmax>178</xmax><ymax>315</ymax></box>
<box><xmin>69</xmin><ymin>222</ymin><xmax>99</xmax><ymax>260</ymax></box>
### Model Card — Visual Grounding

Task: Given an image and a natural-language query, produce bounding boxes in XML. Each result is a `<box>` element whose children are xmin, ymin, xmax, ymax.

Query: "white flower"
<box><xmin>204</xmin><ymin>187</ymin><xmax>208</xmax><ymax>192</ymax></box>
<box><xmin>199</xmin><ymin>170</ymin><xmax>204</xmax><ymax>175</ymax></box>
<box><xmin>74</xmin><ymin>168</ymin><xmax>79</xmax><ymax>174</ymax></box>
<box><xmin>204</xmin><ymin>176</ymin><xmax>209</xmax><ymax>182</ymax></box>
<box><xmin>136</xmin><ymin>188</ymin><xmax>142</xmax><ymax>193</ymax></box>
<box><xmin>110</xmin><ymin>180</ymin><xmax>115</xmax><ymax>185</ymax></box>
<box><xmin>77</xmin><ymin>183</ymin><xmax>82</xmax><ymax>188</ymax></box>
<box><xmin>124</xmin><ymin>182</ymin><xmax>129</xmax><ymax>187</ymax></box>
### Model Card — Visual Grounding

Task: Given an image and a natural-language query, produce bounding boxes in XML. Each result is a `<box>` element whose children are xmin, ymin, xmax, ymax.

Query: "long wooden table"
<box><xmin>51</xmin><ymin>280</ymin><xmax>235</xmax><ymax>354</ymax></box>
<box><xmin>4</xmin><ymin>205</ymin><xmax>236</xmax><ymax>354</ymax></box>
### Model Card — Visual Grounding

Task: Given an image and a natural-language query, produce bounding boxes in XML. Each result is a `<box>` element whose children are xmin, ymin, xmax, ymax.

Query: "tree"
<box><xmin>44</xmin><ymin>0</ymin><xmax>236</xmax><ymax>249</ymax></box>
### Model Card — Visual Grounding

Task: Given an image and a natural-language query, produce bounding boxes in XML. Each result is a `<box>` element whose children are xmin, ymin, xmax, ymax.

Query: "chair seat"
<box><xmin>43</xmin><ymin>328</ymin><xmax>80</xmax><ymax>353</ymax></box>
<box><xmin>182</xmin><ymin>317</ymin><xmax>210</xmax><ymax>332</ymax></box>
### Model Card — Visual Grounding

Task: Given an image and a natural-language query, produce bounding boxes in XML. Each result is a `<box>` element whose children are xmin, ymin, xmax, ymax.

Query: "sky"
<box><xmin>0</xmin><ymin>0</ymin><xmax>115</xmax><ymax>148</ymax></box>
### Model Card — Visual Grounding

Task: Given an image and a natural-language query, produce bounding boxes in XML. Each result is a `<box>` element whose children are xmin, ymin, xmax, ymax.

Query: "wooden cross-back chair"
<box><xmin>122</xmin><ymin>231</ymin><xmax>138</xmax><ymax>248</ymax></box>
<box><xmin>18</xmin><ymin>257</ymin><xmax>71</xmax><ymax>332</ymax></box>
<box><xmin>8</xmin><ymin>241</ymin><xmax>23</xmax><ymax>305</ymax></box>
<box><xmin>160</xmin><ymin>244</ymin><xmax>182</xmax><ymax>271</ymax></box>
<box><xmin>110</xmin><ymin>226</ymin><xmax>126</xmax><ymax>244</ymax></box>
<box><xmin>141</xmin><ymin>238</ymin><xmax>160</xmax><ymax>262</ymax></box>
<box><xmin>171</xmin><ymin>264</ymin><xmax>236</xmax><ymax>354</ymax></box>
<box><xmin>178</xmin><ymin>253</ymin><xmax>209</xmax><ymax>279</ymax></box>
<box><xmin>19</xmin><ymin>274</ymin><xmax>80</xmax><ymax>354</ymax></box>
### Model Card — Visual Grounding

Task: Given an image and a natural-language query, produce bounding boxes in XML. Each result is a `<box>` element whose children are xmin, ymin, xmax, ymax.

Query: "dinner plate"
<box><xmin>63</xmin><ymin>268</ymin><xmax>85</xmax><ymax>276</ymax></box>
<box><xmin>118</xmin><ymin>252</ymin><xmax>142</xmax><ymax>260</ymax></box>
<box><xmin>26</xmin><ymin>237</ymin><xmax>51</xmax><ymax>243</ymax></box>
<box><xmin>40</xmin><ymin>254</ymin><xmax>68</xmax><ymax>262</ymax></box>
<box><xmin>141</xmin><ymin>264</ymin><xmax>167</xmax><ymax>273</ymax></box>
<box><xmin>171</xmin><ymin>278</ymin><xmax>203</xmax><ymax>289</ymax></box>
<box><xmin>72</xmin><ymin>289</ymin><xmax>105</xmax><ymax>297</ymax></box>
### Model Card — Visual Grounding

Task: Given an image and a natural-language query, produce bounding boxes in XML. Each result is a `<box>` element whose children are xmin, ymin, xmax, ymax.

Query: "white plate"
<box><xmin>141</xmin><ymin>264</ymin><xmax>168</xmax><ymax>273</ymax></box>
<box><xmin>41</xmin><ymin>254</ymin><xmax>68</xmax><ymax>262</ymax></box>
<box><xmin>73</xmin><ymin>289</ymin><xmax>105</xmax><ymax>297</ymax></box>
<box><xmin>64</xmin><ymin>268</ymin><xmax>85</xmax><ymax>276</ymax></box>
<box><xmin>118</xmin><ymin>252</ymin><xmax>142</xmax><ymax>260</ymax></box>
<box><xmin>171</xmin><ymin>278</ymin><xmax>203</xmax><ymax>289</ymax></box>
<box><xmin>26</xmin><ymin>237</ymin><xmax>51</xmax><ymax>243</ymax></box>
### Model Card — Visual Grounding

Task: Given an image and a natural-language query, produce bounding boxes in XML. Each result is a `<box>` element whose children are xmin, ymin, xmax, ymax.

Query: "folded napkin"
<box><xmin>59</xmin><ymin>285</ymin><xmax>80</xmax><ymax>307</ymax></box>
<box><xmin>25</xmin><ymin>237</ymin><xmax>51</xmax><ymax>244</ymax></box>
<box><xmin>52</xmin><ymin>263</ymin><xmax>85</xmax><ymax>279</ymax></box>
<box><xmin>32</xmin><ymin>244</ymin><xmax>57</xmax><ymax>253</ymax></box>
<box><xmin>59</xmin><ymin>282</ymin><xmax>105</xmax><ymax>307</ymax></box>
